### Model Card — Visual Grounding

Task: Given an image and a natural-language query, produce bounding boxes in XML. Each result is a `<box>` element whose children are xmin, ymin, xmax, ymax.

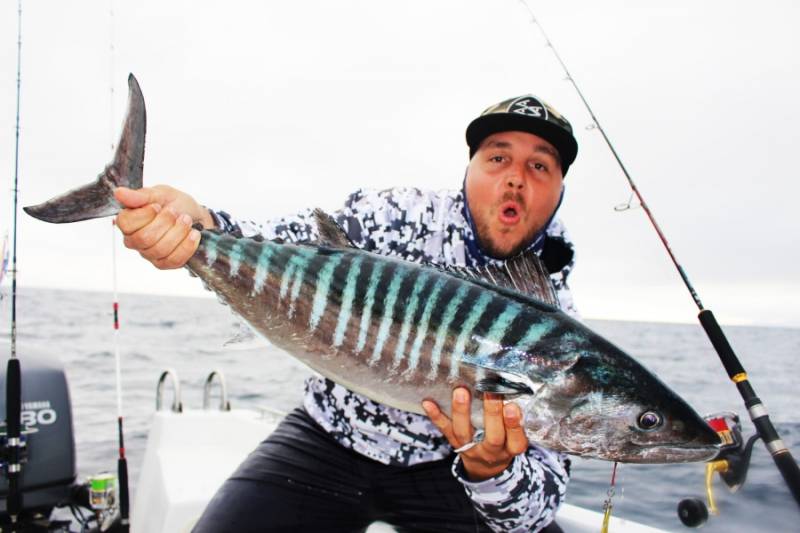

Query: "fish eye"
<box><xmin>637</xmin><ymin>411</ymin><xmax>663</xmax><ymax>431</ymax></box>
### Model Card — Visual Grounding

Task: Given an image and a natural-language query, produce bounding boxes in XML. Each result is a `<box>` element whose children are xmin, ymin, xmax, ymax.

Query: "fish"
<box><xmin>24</xmin><ymin>74</ymin><xmax>721</xmax><ymax>464</ymax></box>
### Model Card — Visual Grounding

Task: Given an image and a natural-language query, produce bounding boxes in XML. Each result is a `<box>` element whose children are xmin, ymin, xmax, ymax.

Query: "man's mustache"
<box><xmin>500</xmin><ymin>191</ymin><xmax>525</xmax><ymax>209</ymax></box>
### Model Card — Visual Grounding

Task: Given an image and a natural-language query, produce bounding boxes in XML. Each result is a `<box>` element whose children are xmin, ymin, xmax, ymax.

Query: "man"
<box><xmin>115</xmin><ymin>95</ymin><xmax>579</xmax><ymax>532</ymax></box>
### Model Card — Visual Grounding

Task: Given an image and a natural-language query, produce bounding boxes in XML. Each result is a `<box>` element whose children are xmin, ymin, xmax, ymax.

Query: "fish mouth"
<box><xmin>624</xmin><ymin>442</ymin><xmax>721</xmax><ymax>464</ymax></box>
<box><xmin>498</xmin><ymin>201</ymin><xmax>523</xmax><ymax>225</ymax></box>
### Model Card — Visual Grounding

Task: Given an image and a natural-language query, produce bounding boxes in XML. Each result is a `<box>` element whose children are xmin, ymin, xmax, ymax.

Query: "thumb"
<box><xmin>115</xmin><ymin>186</ymin><xmax>164</xmax><ymax>209</ymax></box>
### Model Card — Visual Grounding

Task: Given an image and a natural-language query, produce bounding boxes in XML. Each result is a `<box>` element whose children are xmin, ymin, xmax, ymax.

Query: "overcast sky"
<box><xmin>1</xmin><ymin>0</ymin><xmax>798</xmax><ymax>327</ymax></box>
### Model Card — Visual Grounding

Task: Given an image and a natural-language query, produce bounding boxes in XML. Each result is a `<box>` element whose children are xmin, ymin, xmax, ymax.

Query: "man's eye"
<box><xmin>530</xmin><ymin>162</ymin><xmax>548</xmax><ymax>172</ymax></box>
<box><xmin>489</xmin><ymin>155</ymin><xmax>506</xmax><ymax>163</ymax></box>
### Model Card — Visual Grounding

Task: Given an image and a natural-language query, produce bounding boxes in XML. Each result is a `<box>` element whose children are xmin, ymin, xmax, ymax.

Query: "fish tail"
<box><xmin>24</xmin><ymin>74</ymin><xmax>146</xmax><ymax>224</ymax></box>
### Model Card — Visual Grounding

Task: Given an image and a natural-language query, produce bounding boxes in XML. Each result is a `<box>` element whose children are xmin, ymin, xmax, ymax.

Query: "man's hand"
<box><xmin>422</xmin><ymin>387</ymin><xmax>529</xmax><ymax>481</ymax></box>
<box><xmin>114</xmin><ymin>185</ymin><xmax>215</xmax><ymax>270</ymax></box>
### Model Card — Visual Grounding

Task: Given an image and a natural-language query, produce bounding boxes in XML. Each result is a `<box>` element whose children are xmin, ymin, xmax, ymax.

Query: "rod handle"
<box><xmin>698</xmin><ymin>310</ymin><xmax>745</xmax><ymax>378</ymax></box>
<box><xmin>6</xmin><ymin>359</ymin><xmax>21</xmax><ymax>436</ymax></box>
<box><xmin>5</xmin><ymin>358</ymin><xmax>22</xmax><ymax>519</ymax></box>
<box><xmin>118</xmin><ymin>456</ymin><xmax>130</xmax><ymax>529</ymax></box>
<box><xmin>773</xmin><ymin>451</ymin><xmax>800</xmax><ymax>507</ymax></box>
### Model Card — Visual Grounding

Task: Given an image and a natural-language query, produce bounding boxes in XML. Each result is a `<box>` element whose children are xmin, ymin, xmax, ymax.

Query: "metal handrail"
<box><xmin>156</xmin><ymin>369</ymin><xmax>182</xmax><ymax>413</ymax></box>
<box><xmin>203</xmin><ymin>370</ymin><xmax>231</xmax><ymax>411</ymax></box>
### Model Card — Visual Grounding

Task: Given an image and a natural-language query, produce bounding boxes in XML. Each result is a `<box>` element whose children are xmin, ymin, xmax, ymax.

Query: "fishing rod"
<box><xmin>110</xmin><ymin>222</ymin><xmax>130</xmax><ymax>530</ymax></box>
<box><xmin>517</xmin><ymin>0</ymin><xmax>800</xmax><ymax>508</ymax></box>
<box><xmin>5</xmin><ymin>0</ymin><xmax>25</xmax><ymax>526</ymax></box>
<box><xmin>108</xmin><ymin>0</ymin><xmax>131</xmax><ymax>527</ymax></box>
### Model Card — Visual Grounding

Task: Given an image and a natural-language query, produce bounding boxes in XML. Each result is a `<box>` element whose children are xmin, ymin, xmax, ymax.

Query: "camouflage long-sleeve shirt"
<box><xmin>211</xmin><ymin>187</ymin><xmax>575</xmax><ymax>533</ymax></box>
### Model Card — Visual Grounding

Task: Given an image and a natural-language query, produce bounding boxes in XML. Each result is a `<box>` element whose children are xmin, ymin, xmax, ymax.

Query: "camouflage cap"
<box><xmin>466</xmin><ymin>95</ymin><xmax>578</xmax><ymax>175</ymax></box>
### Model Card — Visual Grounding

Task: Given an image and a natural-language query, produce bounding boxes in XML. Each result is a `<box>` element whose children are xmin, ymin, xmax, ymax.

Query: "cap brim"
<box><xmin>466</xmin><ymin>114</ymin><xmax>578</xmax><ymax>174</ymax></box>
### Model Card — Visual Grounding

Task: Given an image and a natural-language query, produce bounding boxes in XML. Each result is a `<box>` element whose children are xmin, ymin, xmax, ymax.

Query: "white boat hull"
<box><xmin>133</xmin><ymin>409</ymin><xmax>668</xmax><ymax>533</ymax></box>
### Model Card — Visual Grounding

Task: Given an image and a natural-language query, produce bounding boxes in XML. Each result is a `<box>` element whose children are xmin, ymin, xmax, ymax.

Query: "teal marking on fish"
<box><xmin>204</xmin><ymin>236</ymin><xmax>218</xmax><ymax>267</ymax></box>
<box><xmin>333</xmin><ymin>255</ymin><xmax>363</xmax><ymax>348</ymax></box>
<box><xmin>482</xmin><ymin>303</ymin><xmax>522</xmax><ymax>353</ymax></box>
<box><xmin>356</xmin><ymin>261</ymin><xmax>384</xmax><ymax>354</ymax></box>
<box><xmin>449</xmin><ymin>291</ymin><xmax>492</xmax><ymax>378</ymax></box>
<box><xmin>369</xmin><ymin>268</ymin><xmax>409</xmax><ymax>366</ymax></box>
<box><xmin>252</xmin><ymin>245</ymin><xmax>274</xmax><ymax>295</ymax></box>
<box><xmin>279</xmin><ymin>257</ymin><xmax>297</xmax><ymax>301</ymax></box>
<box><xmin>310</xmin><ymin>255</ymin><xmax>343</xmax><ymax>332</ymax></box>
<box><xmin>405</xmin><ymin>277</ymin><xmax>446</xmax><ymax>378</ymax></box>
<box><xmin>391</xmin><ymin>272</ymin><xmax>429</xmax><ymax>371</ymax></box>
<box><xmin>278</xmin><ymin>248</ymin><xmax>313</xmax><ymax>317</ymax></box>
<box><xmin>428</xmin><ymin>284</ymin><xmax>470</xmax><ymax>381</ymax></box>
<box><xmin>23</xmin><ymin>75</ymin><xmax>723</xmax><ymax>464</ymax></box>
<box><xmin>517</xmin><ymin>318</ymin><xmax>557</xmax><ymax>351</ymax></box>
<box><xmin>228</xmin><ymin>240</ymin><xmax>246</xmax><ymax>278</ymax></box>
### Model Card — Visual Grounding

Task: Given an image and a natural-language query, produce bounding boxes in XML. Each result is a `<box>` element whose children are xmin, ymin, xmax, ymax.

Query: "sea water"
<box><xmin>1</xmin><ymin>287</ymin><xmax>798</xmax><ymax>532</ymax></box>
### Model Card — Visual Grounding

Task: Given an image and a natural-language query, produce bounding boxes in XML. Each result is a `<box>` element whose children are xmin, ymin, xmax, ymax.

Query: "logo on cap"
<box><xmin>508</xmin><ymin>97</ymin><xmax>548</xmax><ymax>120</ymax></box>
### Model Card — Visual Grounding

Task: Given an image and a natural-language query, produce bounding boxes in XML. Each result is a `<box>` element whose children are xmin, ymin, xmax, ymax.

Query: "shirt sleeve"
<box><xmin>207</xmin><ymin>187</ymin><xmax>409</xmax><ymax>250</ymax></box>
<box><xmin>451</xmin><ymin>445</ymin><xmax>571</xmax><ymax>533</ymax></box>
<box><xmin>207</xmin><ymin>207</ymin><xmax>318</xmax><ymax>243</ymax></box>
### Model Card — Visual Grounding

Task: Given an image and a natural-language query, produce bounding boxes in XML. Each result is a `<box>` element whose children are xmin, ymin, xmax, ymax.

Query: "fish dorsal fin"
<box><xmin>312</xmin><ymin>208</ymin><xmax>356</xmax><ymax>248</ymax></box>
<box><xmin>443</xmin><ymin>251</ymin><xmax>559</xmax><ymax>308</ymax></box>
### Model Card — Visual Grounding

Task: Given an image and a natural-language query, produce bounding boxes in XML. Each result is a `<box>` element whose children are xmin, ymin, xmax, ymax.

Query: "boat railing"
<box><xmin>203</xmin><ymin>369</ymin><xmax>231</xmax><ymax>411</ymax></box>
<box><xmin>156</xmin><ymin>368</ymin><xmax>183</xmax><ymax>413</ymax></box>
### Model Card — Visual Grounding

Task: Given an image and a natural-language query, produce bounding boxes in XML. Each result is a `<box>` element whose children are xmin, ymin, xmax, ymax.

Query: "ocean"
<box><xmin>1</xmin><ymin>287</ymin><xmax>798</xmax><ymax>532</ymax></box>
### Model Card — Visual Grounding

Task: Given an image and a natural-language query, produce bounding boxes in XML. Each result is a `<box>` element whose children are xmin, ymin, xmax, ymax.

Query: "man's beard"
<box><xmin>472</xmin><ymin>192</ymin><xmax>540</xmax><ymax>259</ymax></box>
<box><xmin>473</xmin><ymin>218</ymin><xmax>539</xmax><ymax>259</ymax></box>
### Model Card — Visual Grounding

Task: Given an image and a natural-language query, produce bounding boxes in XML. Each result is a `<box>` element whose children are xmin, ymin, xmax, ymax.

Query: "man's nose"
<box><xmin>505</xmin><ymin>170</ymin><xmax>524</xmax><ymax>190</ymax></box>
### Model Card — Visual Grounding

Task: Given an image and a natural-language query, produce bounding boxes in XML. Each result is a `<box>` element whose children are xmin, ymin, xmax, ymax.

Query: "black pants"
<box><xmin>193</xmin><ymin>408</ymin><xmax>563</xmax><ymax>533</ymax></box>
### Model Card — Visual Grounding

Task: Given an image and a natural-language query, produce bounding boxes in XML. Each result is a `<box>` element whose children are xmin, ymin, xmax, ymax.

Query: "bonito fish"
<box><xmin>25</xmin><ymin>75</ymin><xmax>720</xmax><ymax>463</ymax></box>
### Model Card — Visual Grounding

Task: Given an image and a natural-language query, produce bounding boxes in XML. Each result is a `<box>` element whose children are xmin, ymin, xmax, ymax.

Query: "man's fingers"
<box><xmin>503</xmin><ymin>402</ymin><xmax>529</xmax><ymax>456</ymax></box>
<box><xmin>142</xmin><ymin>213</ymin><xmax>194</xmax><ymax>261</ymax></box>
<box><xmin>123</xmin><ymin>207</ymin><xmax>177</xmax><ymax>254</ymax></box>
<box><xmin>451</xmin><ymin>387</ymin><xmax>474</xmax><ymax>445</ymax></box>
<box><xmin>117</xmin><ymin>203</ymin><xmax>162</xmax><ymax>235</ymax></box>
<box><xmin>115</xmin><ymin>186</ymin><xmax>162</xmax><ymax>209</ymax></box>
<box><xmin>422</xmin><ymin>400</ymin><xmax>458</xmax><ymax>444</ymax></box>
<box><xmin>481</xmin><ymin>394</ymin><xmax>507</xmax><ymax>451</ymax></box>
<box><xmin>152</xmin><ymin>229</ymin><xmax>201</xmax><ymax>270</ymax></box>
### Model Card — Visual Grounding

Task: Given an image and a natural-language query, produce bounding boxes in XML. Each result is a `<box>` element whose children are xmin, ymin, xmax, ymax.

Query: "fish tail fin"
<box><xmin>24</xmin><ymin>74</ymin><xmax>146</xmax><ymax>224</ymax></box>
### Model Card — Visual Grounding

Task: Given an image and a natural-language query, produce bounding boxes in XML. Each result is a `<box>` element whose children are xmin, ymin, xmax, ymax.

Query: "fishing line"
<box><xmin>600</xmin><ymin>462</ymin><xmax>618</xmax><ymax>533</ymax></box>
<box><xmin>108</xmin><ymin>0</ymin><xmax>131</xmax><ymax>527</ymax></box>
<box><xmin>517</xmin><ymin>0</ymin><xmax>800</xmax><ymax>507</ymax></box>
<box><xmin>5</xmin><ymin>0</ymin><xmax>24</xmax><ymax>525</ymax></box>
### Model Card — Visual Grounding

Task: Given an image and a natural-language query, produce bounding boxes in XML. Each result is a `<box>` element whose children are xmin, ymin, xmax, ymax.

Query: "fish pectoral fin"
<box><xmin>474</xmin><ymin>369</ymin><xmax>537</xmax><ymax>397</ymax></box>
<box><xmin>224</xmin><ymin>320</ymin><xmax>255</xmax><ymax>346</ymax></box>
<box><xmin>311</xmin><ymin>209</ymin><xmax>358</xmax><ymax>248</ymax></box>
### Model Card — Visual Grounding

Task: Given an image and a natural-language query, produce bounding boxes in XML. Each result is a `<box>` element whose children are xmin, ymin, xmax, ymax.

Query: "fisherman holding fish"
<box><xmin>27</xmin><ymin>83</ymin><xmax>719</xmax><ymax>532</ymax></box>
<box><xmin>114</xmin><ymin>95</ymin><xmax>575</xmax><ymax>532</ymax></box>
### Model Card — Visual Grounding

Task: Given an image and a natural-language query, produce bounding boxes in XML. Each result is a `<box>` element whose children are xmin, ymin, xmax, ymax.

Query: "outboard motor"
<box><xmin>0</xmin><ymin>348</ymin><xmax>76</xmax><ymax>522</ymax></box>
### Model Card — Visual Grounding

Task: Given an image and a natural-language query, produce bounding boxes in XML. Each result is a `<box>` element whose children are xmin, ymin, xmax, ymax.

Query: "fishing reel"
<box><xmin>677</xmin><ymin>411</ymin><xmax>760</xmax><ymax>528</ymax></box>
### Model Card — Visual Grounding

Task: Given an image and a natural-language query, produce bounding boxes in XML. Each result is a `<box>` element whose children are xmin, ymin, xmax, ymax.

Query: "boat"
<box><xmin>133</xmin><ymin>369</ymin><xmax>669</xmax><ymax>533</ymax></box>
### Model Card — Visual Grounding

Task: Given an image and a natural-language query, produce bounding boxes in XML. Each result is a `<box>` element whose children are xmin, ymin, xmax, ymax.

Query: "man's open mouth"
<box><xmin>498</xmin><ymin>201</ymin><xmax>522</xmax><ymax>225</ymax></box>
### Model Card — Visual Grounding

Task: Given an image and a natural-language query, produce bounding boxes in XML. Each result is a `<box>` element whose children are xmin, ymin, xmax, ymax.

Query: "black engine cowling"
<box><xmin>0</xmin><ymin>347</ymin><xmax>76</xmax><ymax>518</ymax></box>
